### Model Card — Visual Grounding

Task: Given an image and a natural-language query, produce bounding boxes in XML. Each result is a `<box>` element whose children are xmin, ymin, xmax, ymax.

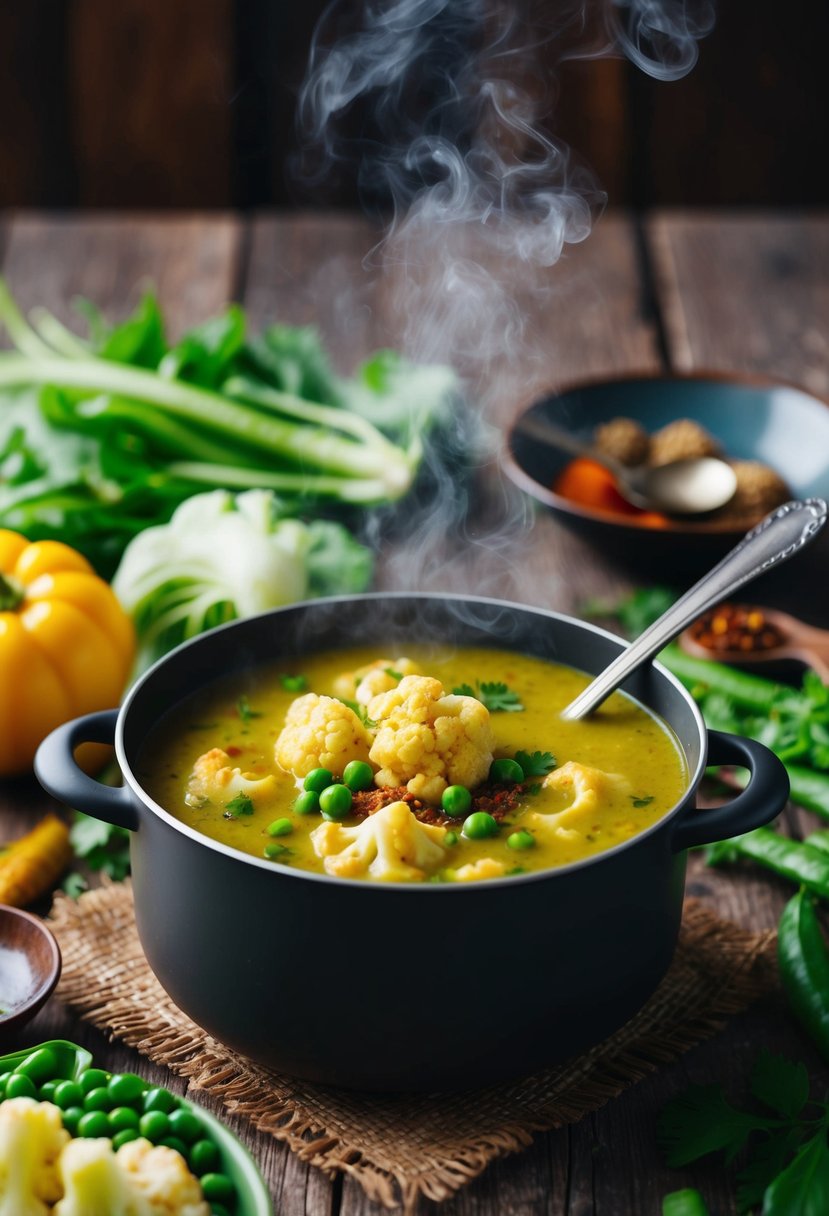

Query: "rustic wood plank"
<box><xmin>646</xmin><ymin>211</ymin><xmax>829</xmax><ymax>398</ymax></box>
<box><xmin>67</xmin><ymin>0</ymin><xmax>235</xmax><ymax>208</ymax></box>
<box><xmin>1</xmin><ymin>213</ymin><xmax>243</xmax><ymax>339</ymax></box>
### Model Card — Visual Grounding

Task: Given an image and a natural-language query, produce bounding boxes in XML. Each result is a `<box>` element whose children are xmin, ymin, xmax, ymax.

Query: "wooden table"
<box><xmin>2</xmin><ymin>210</ymin><xmax>828</xmax><ymax>1214</ymax></box>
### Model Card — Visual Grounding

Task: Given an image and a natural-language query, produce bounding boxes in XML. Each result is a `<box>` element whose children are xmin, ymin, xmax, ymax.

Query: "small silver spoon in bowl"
<box><xmin>562</xmin><ymin>498</ymin><xmax>828</xmax><ymax>720</ymax></box>
<box><xmin>515</xmin><ymin>414</ymin><xmax>738</xmax><ymax>514</ymax></box>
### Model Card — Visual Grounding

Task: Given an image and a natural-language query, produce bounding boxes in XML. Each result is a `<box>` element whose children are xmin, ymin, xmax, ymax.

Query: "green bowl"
<box><xmin>0</xmin><ymin>1039</ymin><xmax>273</xmax><ymax>1216</ymax></box>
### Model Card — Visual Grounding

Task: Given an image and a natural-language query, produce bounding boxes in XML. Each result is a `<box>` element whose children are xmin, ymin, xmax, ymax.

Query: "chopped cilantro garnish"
<box><xmin>452</xmin><ymin>680</ymin><xmax>524</xmax><ymax>713</ymax></box>
<box><xmin>631</xmin><ymin>794</ymin><xmax>655</xmax><ymax>808</ymax></box>
<box><xmin>225</xmin><ymin>791</ymin><xmax>254</xmax><ymax>817</ymax></box>
<box><xmin>514</xmin><ymin>749</ymin><xmax>556</xmax><ymax>776</ymax></box>
<box><xmin>280</xmin><ymin>673</ymin><xmax>309</xmax><ymax>692</ymax></box>
<box><xmin>384</xmin><ymin>667</ymin><xmax>404</xmax><ymax>681</ymax></box>
<box><xmin>337</xmin><ymin>697</ymin><xmax>377</xmax><ymax>729</ymax></box>
<box><xmin>236</xmin><ymin>695</ymin><xmax>263</xmax><ymax>724</ymax></box>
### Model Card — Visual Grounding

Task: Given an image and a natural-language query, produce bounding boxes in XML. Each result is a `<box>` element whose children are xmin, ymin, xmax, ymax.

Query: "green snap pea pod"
<box><xmin>662</xmin><ymin>1190</ymin><xmax>710</xmax><ymax>1216</ymax></box>
<box><xmin>785</xmin><ymin>764</ymin><xmax>829</xmax><ymax>821</ymax></box>
<box><xmin>659</xmin><ymin>645</ymin><xmax>794</xmax><ymax>713</ymax></box>
<box><xmin>778</xmin><ymin>888</ymin><xmax>829</xmax><ymax>1063</ymax></box>
<box><xmin>804</xmin><ymin>831</ymin><xmax>829</xmax><ymax>856</ymax></box>
<box><xmin>708</xmin><ymin>828</ymin><xmax>829</xmax><ymax>900</ymax></box>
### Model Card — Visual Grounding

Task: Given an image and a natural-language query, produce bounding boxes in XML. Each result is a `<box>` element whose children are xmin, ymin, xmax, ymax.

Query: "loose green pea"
<box><xmin>267</xmin><ymin>817</ymin><xmax>293</xmax><ymax>837</ymax></box>
<box><xmin>78</xmin><ymin>1110</ymin><xmax>111</xmax><ymax>1138</ymax></box>
<box><xmin>162</xmin><ymin>1136</ymin><xmax>189</xmax><ymax>1157</ymax></box>
<box><xmin>14</xmin><ymin>1046</ymin><xmax>58</xmax><ymax>1081</ymax></box>
<box><xmin>489</xmin><ymin>758</ymin><xmax>524</xmax><ymax>785</ymax></box>
<box><xmin>445</xmin><ymin>830</ymin><xmax>459</xmax><ymax>846</ymax></box>
<box><xmin>108</xmin><ymin>1073</ymin><xmax>145</xmax><ymax>1105</ymax></box>
<box><xmin>507</xmin><ymin>829</ymin><xmax>536</xmax><ymax>850</ymax></box>
<box><xmin>112</xmin><ymin>1128</ymin><xmax>140</xmax><ymax>1149</ymax></box>
<box><xmin>319</xmin><ymin>783</ymin><xmax>352</xmax><ymax>820</ymax></box>
<box><xmin>200</xmin><ymin>1173</ymin><xmax>235</xmax><ymax>1203</ymax></box>
<box><xmin>441</xmin><ymin>785</ymin><xmax>472</xmax><ymax>817</ymax></box>
<box><xmin>0</xmin><ymin>1072</ymin><xmax>11</xmax><ymax>1098</ymax></box>
<box><xmin>4</xmin><ymin>1073</ymin><xmax>36</xmax><ymax>1099</ymax></box>
<box><xmin>62</xmin><ymin>1106</ymin><xmax>84</xmax><ymax>1136</ymax></box>
<box><xmin>54</xmin><ymin>1080</ymin><xmax>84</xmax><ymax>1110</ymax></box>
<box><xmin>462</xmin><ymin>811</ymin><xmax>499</xmax><ymax>840</ymax></box>
<box><xmin>140</xmin><ymin>1110</ymin><xmax>171</xmax><ymax>1141</ymax></box>
<box><xmin>168</xmin><ymin>1108</ymin><xmax>202</xmax><ymax>1143</ymax></box>
<box><xmin>80</xmin><ymin>1068</ymin><xmax>110</xmax><ymax>1094</ymax></box>
<box><xmin>39</xmin><ymin>1080</ymin><xmax>59</xmax><ymax>1102</ymax></box>
<box><xmin>143</xmin><ymin>1086</ymin><xmax>177</xmax><ymax>1114</ymax></box>
<box><xmin>343</xmin><ymin>760</ymin><xmax>374</xmax><ymax>791</ymax></box>
<box><xmin>83</xmin><ymin>1086</ymin><xmax>114</xmax><ymax>1113</ymax></box>
<box><xmin>109</xmin><ymin>1106</ymin><xmax>140</xmax><ymax>1132</ymax></box>
<box><xmin>189</xmin><ymin>1138</ymin><xmax>220</xmax><ymax>1175</ymax></box>
<box><xmin>264</xmin><ymin>841</ymin><xmax>290</xmax><ymax>860</ymax></box>
<box><xmin>293</xmin><ymin>790</ymin><xmax>319</xmax><ymax>815</ymax></box>
<box><xmin>303</xmin><ymin>767</ymin><xmax>333</xmax><ymax>793</ymax></box>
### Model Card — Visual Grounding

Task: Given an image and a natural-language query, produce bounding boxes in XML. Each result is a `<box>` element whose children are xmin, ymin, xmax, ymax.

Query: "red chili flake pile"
<box><xmin>689</xmin><ymin>603</ymin><xmax>786</xmax><ymax>654</ymax></box>
<box><xmin>351</xmin><ymin>782</ymin><xmax>526</xmax><ymax>826</ymax></box>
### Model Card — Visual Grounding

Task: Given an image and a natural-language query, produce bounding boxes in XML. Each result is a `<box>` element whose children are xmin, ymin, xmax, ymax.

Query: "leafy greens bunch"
<box><xmin>0</xmin><ymin>278</ymin><xmax>457</xmax><ymax>576</ymax></box>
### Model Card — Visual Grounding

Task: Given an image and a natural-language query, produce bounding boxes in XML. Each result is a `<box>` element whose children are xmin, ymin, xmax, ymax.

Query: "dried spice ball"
<box><xmin>719</xmin><ymin>461</ymin><xmax>791</xmax><ymax>522</ymax></box>
<box><xmin>649</xmin><ymin>418</ymin><xmax>721</xmax><ymax>466</ymax></box>
<box><xmin>593</xmin><ymin>417</ymin><xmax>651</xmax><ymax>467</ymax></box>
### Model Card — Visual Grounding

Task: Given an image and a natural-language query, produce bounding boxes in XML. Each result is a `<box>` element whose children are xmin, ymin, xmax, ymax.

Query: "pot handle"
<box><xmin>671</xmin><ymin>729</ymin><xmax>789</xmax><ymax>853</ymax></box>
<box><xmin>34</xmin><ymin>711</ymin><xmax>139</xmax><ymax>832</ymax></box>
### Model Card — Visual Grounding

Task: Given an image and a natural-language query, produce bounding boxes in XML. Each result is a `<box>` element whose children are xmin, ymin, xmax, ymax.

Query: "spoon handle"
<box><xmin>562</xmin><ymin>498</ymin><xmax>828</xmax><ymax>720</ymax></box>
<box><xmin>515</xmin><ymin>415</ymin><xmax>624</xmax><ymax>475</ymax></box>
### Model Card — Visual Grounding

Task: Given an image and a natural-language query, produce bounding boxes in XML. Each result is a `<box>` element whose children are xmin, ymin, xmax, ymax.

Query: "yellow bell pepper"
<box><xmin>0</xmin><ymin>530</ymin><xmax>135</xmax><ymax>776</ymax></box>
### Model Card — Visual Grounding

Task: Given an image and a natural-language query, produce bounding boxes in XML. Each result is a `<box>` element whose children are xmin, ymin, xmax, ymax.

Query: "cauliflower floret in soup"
<box><xmin>275</xmin><ymin>693</ymin><xmax>372</xmax><ymax>778</ymax></box>
<box><xmin>186</xmin><ymin>748</ymin><xmax>276</xmax><ymax>808</ymax></box>
<box><xmin>367</xmin><ymin>675</ymin><xmax>494</xmax><ymax>804</ymax></box>
<box><xmin>311</xmin><ymin>800</ymin><xmax>448</xmax><ymax>881</ymax></box>
<box><xmin>332</xmin><ymin>656</ymin><xmax>422</xmax><ymax>705</ymax></box>
<box><xmin>526</xmin><ymin>761</ymin><xmax>631</xmax><ymax>843</ymax></box>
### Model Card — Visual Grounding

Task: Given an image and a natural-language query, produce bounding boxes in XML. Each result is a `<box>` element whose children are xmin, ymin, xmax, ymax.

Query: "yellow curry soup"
<box><xmin>137</xmin><ymin>645</ymin><xmax>688</xmax><ymax>883</ymax></box>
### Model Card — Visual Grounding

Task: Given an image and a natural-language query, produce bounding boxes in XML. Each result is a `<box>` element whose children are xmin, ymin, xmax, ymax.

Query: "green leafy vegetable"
<box><xmin>236</xmin><ymin>695</ymin><xmax>263</xmax><ymax>724</ymax></box>
<box><xmin>225</xmin><ymin>792</ymin><xmax>254</xmax><ymax>818</ymax></box>
<box><xmin>513</xmin><ymin>750</ymin><xmax>556</xmax><ymax>777</ymax></box>
<box><xmin>111</xmin><ymin>488</ymin><xmax>373</xmax><ymax>672</ymax></box>
<box><xmin>0</xmin><ymin>279</ymin><xmax>457</xmax><ymax>575</ymax></box>
<box><xmin>659</xmin><ymin>1050</ymin><xmax>829</xmax><ymax>1214</ymax></box>
<box><xmin>631</xmin><ymin>794</ymin><xmax>655</xmax><ymax>808</ymax></box>
<box><xmin>69</xmin><ymin>813</ymin><xmax>131</xmax><ymax>882</ymax></box>
<box><xmin>453</xmin><ymin>681</ymin><xmax>524</xmax><ymax>713</ymax></box>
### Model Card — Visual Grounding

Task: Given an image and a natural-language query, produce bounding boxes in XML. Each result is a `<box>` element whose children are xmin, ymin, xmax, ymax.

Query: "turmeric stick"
<box><xmin>0</xmin><ymin>813</ymin><xmax>72</xmax><ymax>907</ymax></box>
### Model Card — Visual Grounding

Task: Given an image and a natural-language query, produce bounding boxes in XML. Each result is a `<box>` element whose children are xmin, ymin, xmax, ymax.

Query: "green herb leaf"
<box><xmin>514</xmin><ymin>750</ymin><xmax>556</xmax><ymax>777</ymax></box>
<box><xmin>736</xmin><ymin>1127</ymin><xmax>806</xmax><ymax>1213</ymax></box>
<box><xmin>61</xmin><ymin>872</ymin><xmax>89</xmax><ymax>899</ymax></box>
<box><xmin>384</xmin><ymin>667</ymin><xmax>404</xmax><ymax>681</ymax></box>
<box><xmin>337</xmin><ymin>697</ymin><xmax>377</xmax><ymax>729</ymax></box>
<box><xmin>452</xmin><ymin>681</ymin><xmax>524</xmax><ymax>713</ymax></box>
<box><xmin>750</xmin><ymin>1048</ymin><xmax>810</xmax><ymax>1120</ymax></box>
<box><xmin>237</xmin><ymin>695</ymin><xmax>263</xmax><ymax>724</ymax></box>
<box><xmin>631</xmin><ymin>793</ymin><xmax>655</xmax><ymax>808</ymax></box>
<box><xmin>225</xmin><ymin>792</ymin><xmax>254</xmax><ymax>817</ymax></box>
<box><xmin>762</xmin><ymin>1129</ymin><xmax>829</xmax><ymax>1216</ymax></box>
<box><xmin>658</xmin><ymin>1084</ymin><xmax>774</xmax><ymax>1167</ymax></box>
<box><xmin>280</xmin><ymin>674</ymin><xmax>308</xmax><ymax>693</ymax></box>
<box><xmin>69</xmin><ymin>813</ymin><xmax>131</xmax><ymax>881</ymax></box>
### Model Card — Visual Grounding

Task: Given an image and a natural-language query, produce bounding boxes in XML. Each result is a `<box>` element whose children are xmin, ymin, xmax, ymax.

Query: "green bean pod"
<box><xmin>709</xmin><ymin>828</ymin><xmax>829</xmax><ymax>900</ymax></box>
<box><xmin>778</xmin><ymin>888</ymin><xmax>829</xmax><ymax>1063</ymax></box>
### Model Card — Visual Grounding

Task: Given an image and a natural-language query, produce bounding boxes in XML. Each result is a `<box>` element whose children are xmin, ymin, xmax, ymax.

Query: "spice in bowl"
<box><xmin>687</xmin><ymin>603</ymin><xmax>787</xmax><ymax>655</ymax></box>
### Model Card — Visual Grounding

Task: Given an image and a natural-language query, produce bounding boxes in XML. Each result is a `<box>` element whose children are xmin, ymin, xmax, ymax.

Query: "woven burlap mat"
<box><xmin>49</xmin><ymin>881</ymin><xmax>776</xmax><ymax>1211</ymax></box>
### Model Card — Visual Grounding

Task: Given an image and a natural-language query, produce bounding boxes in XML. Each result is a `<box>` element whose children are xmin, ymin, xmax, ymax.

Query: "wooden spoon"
<box><xmin>680</xmin><ymin>605</ymin><xmax>829</xmax><ymax>682</ymax></box>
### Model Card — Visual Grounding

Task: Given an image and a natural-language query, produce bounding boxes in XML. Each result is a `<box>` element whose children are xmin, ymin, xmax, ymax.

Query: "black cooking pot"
<box><xmin>36</xmin><ymin>594</ymin><xmax>788</xmax><ymax>1092</ymax></box>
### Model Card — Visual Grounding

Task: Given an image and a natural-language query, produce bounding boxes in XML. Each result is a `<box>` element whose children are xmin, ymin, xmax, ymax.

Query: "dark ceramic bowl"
<box><xmin>35</xmin><ymin>594</ymin><xmax>789</xmax><ymax>1092</ymax></box>
<box><xmin>504</xmin><ymin>372</ymin><xmax>829</xmax><ymax>579</ymax></box>
<box><xmin>0</xmin><ymin>906</ymin><xmax>61</xmax><ymax>1038</ymax></box>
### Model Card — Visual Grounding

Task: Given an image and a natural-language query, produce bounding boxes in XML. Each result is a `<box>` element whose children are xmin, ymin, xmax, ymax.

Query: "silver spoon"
<box><xmin>562</xmin><ymin>498</ymin><xmax>828</xmax><ymax>720</ymax></box>
<box><xmin>515</xmin><ymin>414</ymin><xmax>738</xmax><ymax>514</ymax></box>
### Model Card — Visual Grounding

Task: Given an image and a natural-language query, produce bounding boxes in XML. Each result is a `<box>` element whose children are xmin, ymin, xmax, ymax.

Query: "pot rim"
<box><xmin>115</xmin><ymin>591</ymin><xmax>709</xmax><ymax>891</ymax></box>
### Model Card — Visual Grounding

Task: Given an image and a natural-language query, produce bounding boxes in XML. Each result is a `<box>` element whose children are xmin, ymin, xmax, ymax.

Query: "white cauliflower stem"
<box><xmin>186</xmin><ymin>747</ymin><xmax>276</xmax><ymax>807</ymax></box>
<box><xmin>527</xmin><ymin>761</ymin><xmax>631</xmax><ymax>843</ymax></box>
<box><xmin>275</xmin><ymin>692</ymin><xmax>372</xmax><ymax>778</ymax></box>
<box><xmin>0</xmin><ymin>1098</ymin><xmax>68</xmax><ymax>1216</ymax></box>
<box><xmin>367</xmin><ymin>675</ymin><xmax>495</xmax><ymax>804</ymax></box>
<box><xmin>311</xmin><ymin>800</ymin><xmax>448</xmax><ymax>881</ymax></box>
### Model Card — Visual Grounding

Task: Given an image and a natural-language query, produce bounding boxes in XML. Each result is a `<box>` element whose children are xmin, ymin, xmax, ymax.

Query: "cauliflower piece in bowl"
<box><xmin>311</xmin><ymin>800</ymin><xmax>448</xmax><ymax>881</ymax></box>
<box><xmin>367</xmin><ymin>675</ymin><xmax>495</xmax><ymax>804</ymax></box>
<box><xmin>452</xmin><ymin>858</ymin><xmax>506</xmax><ymax>883</ymax></box>
<box><xmin>275</xmin><ymin>693</ymin><xmax>372</xmax><ymax>779</ymax></box>
<box><xmin>116</xmin><ymin>1139</ymin><xmax>210</xmax><ymax>1215</ymax></box>
<box><xmin>332</xmin><ymin>657</ymin><xmax>422</xmax><ymax>705</ymax></box>
<box><xmin>526</xmin><ymin>760</ymin><xmax>631</xmax><ymax>843</ymax></box>
<box><xmin>0</xmin><ymin>1097</ymin><xmax>69</xmax><ymax>1216</ymax></box>
<box><xmin>186</xmin><ymin>748</ymin><xmax>276</xmax><ymax>809</ymax></box>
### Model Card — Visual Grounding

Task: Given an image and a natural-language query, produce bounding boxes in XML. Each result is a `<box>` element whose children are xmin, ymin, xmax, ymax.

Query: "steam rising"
<box><xmin>296</xmin><ymin>0</ymin><xmax>713</xmax><ymax>599</ymax></box>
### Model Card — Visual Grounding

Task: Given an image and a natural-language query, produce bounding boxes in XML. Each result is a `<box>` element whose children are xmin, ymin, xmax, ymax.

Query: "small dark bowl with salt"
<box><xmin>0</xmin><ymin>905</ymin><xmax>62</xmax><ymax>1040</ymax></box>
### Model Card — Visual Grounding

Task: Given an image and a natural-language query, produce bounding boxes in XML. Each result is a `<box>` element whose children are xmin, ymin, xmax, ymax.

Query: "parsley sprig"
<box><xmin>514</xmin><ymin>750</ymin><xmax>556</xmax><ymax>777</ymax></box>
<box><xmin>453</xmin><ymin>681</ymin><xmax>525</xmax><ymax>713</ymax></box>
<box><xmin>658</xmin><ymin>1049</ymin><xmax>829</xmax><ymax>1213</ymax></box>
<box><xmin>236</xmin><ymin>695</ymin><xmax>263</xmax><ymax>724</ymax></box>
<box><xmin>225</xmin><ymin>791</ymin><xmax>254</xmax><ymax>817</ymax></box>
